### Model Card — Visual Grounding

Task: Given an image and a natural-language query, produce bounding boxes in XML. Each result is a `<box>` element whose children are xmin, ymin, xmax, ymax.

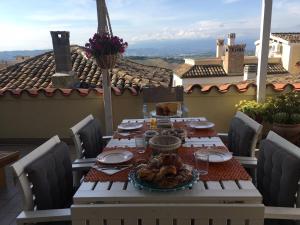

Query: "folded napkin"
<box><xmin>92</xmin><ymin>165</ymin><xmax>130</xmax><ymax>176</ymax></box>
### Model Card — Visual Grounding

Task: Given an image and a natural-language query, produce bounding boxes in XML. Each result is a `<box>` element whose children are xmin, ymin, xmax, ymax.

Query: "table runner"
<box><xmin>84</xmin><ymin>147</ymin><xmax>251</xmax><ymax>182</ymax></box>
<box><xmin>113</xmin><ymin>122</ymin><xmax>217</xmax><ymax>139</ymax></box>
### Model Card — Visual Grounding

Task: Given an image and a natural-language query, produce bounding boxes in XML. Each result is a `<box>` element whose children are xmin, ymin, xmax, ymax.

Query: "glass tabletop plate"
<box><xmin>97</xmin><ymin>150</ymin><xmax>134</xmax><ymax>164</ymax></box>
<box><xmin>189</xmin><ymin>121</ymin><xmax>215</xmax><ymax>129</ymax></box>
<box><xmin>128</xmin><ymin>169</ymin><xmax>198</xmax><ymax>192</ymax></box>
<box><xmin>207</xmin><ymin>151</ymin><xmax>232</xmax><ymax>163</ymax></box>
<box><xmin>118</xmin><ymin>123</ymin><xmax>143</xmax><ymax>131</ymax></box>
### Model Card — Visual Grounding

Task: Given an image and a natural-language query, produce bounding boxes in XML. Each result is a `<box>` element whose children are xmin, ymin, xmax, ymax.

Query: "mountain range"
<box><xmin>0</xmin><ymin>38</ymin><xmax>257</xmax><ymax>61</ymax></box>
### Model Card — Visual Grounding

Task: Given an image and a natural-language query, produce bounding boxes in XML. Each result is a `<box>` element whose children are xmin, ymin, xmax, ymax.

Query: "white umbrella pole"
<box><xmin>257</xmin><ymin>0</ymin><xmax>273</xmax><ymax>103</ymax></box>
<box><xmin>96</xmin><ymin>0</ymin><xmax>113</xmax><ymax>135</ymax></box>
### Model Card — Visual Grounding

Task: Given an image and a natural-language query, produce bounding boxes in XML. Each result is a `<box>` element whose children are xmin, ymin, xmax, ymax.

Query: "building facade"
<box><xmin>255</xmin><ymin>32</ymin><xmax>300</xmax><ymax>75</ymax></box>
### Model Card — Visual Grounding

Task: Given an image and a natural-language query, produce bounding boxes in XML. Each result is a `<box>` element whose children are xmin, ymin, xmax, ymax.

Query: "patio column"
<box><xmin>256</xmin><ymin>0</ymin><xmax>273</xmax><ymax>103</ymax></box>
<box><xmin>96</xmin><ymin>0</ymin><xmax>113</xmax><ymax>135</ymax></box>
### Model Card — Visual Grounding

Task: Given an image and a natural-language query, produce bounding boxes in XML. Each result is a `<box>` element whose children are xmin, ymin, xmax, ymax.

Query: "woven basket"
<box><xmin>149</xmin><ymin>135</ymin><xmax>181</xmax><ymax>154</ymax></box>
<box><xmin>96</xmin><ymin>54</ymin><xmax>118</xmax><ymax>69</ymax></box>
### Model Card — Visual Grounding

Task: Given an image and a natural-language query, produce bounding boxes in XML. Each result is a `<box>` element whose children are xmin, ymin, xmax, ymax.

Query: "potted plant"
<box><xmin>265</xmin><ymin>92</ymin><xmax>300</xmax><ymax>145</ymax></box>
<box><xmin>235</xmin><ymin>100</ymin><xmax>264</xmax><ymax>123</ymax></box>
<box><xmin>85</xmin><ymin>33</ymin><xmax>128</xmax><ymax>69</ymax></box>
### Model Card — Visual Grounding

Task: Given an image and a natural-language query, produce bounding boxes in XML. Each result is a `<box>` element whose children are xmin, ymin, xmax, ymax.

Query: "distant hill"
<box><xmin>0</xmin><ymin>38</ymin><xmax>256</xmax><ymax>72</ymax></box>
<box><xmin>0</xmin><ymin>50</ymin><xmax>49</xmax><ymax>61</ymax></box>
<box><xmin>126</xmin><ymin>38</ymin><xmax>256</xmax><ymax>57</ymax></box>
<box><xmin>127</xmin><ymin>56</ymin><xmax>184</xmax><ymax>70</ymax></box>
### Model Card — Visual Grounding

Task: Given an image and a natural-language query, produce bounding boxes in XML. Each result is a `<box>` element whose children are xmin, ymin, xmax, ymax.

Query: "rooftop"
<box><xmin>175</xmin><ymin>63</ymin><xmax>288</xmax><ymax>78</ymax></box>
<box><xmin>271</xmin><ymin>32</ymin><xmax>300</xmax><ymax>43</ymax></box>
<box><xmin>0</xmin><ymin>46</ymin><xmax>172</xmax><ymax>91</ymax></box>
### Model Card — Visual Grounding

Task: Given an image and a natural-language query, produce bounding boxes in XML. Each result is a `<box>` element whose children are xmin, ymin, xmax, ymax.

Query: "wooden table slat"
<box><xmin>206</xmin><ymin>181</ymin><xmax>223</xmax><ymax>190</ymax></box>
<box><xmin>94</xmin><ymin>182</ymin><xmax>110</xmax><ymax>191</ymax></box>
<box><xmin>110</xmin><ymin>182</ymin><xmax>125</xmax><ymax>191</ymax></box>
<box><xmin>222</xmin><ymin>181</ymin><xmax>240</xmax><ymax>190</ymax></box>
<box><xmin>78</xmin><ymin>182</ymin><xmax>95</xmax><ymax>191</ymax></box>
<box><xmin>237</xmin><ymin>180</ymin><xmax>256</xmax><ymax>190</ymax></box>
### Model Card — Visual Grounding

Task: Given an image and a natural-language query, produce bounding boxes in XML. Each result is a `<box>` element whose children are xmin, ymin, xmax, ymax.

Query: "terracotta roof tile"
<box><xmin>176</xmin><ymin>62</ymin><xmax>288</xmax><ymax>79</ymax></box>
<box><xmin>272</xmin><ymin>32</ymin><xmax>300</xmax><ymax>43</ymax></box>
<box><xmin>185</xmin><ymin>81</ymin><xmax>300</xmax><ymax>94</ymax></box>
<box><xmin>175</xmin><ymin>64</ymin><xmax>227</xmax><ymax>78</ymax></box>
<box><xmin>0</xmin><ymin>46</ymin><xmax>172</xmax><ymax>91</ymax></box>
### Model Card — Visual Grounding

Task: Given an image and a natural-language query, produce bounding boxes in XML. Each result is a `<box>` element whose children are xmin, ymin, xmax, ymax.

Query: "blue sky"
<box><xmin>0</xmin><ymin>0</ymin><xmax>299</xmax><ymax>50</ymax></box>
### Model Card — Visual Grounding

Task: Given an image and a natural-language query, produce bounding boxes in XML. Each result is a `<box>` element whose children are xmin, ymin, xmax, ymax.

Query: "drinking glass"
<box><xmin>134</xmin><ymin>135</ymin><xmax>146</xmax><ymax>154</ymax></box>
<box><xmin>150</xmin><ymin>118</ymin><xmax>157</xmax><ymax>129</ymax></box>
<box><xmin>194</xmin><ymin>150</ymin><xmax>209</xmax><ymax>175</ymax></box>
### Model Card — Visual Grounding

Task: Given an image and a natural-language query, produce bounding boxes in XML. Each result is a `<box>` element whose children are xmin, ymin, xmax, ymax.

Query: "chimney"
<box><xmin>243</xmin><ymin>64</ymin><xmax>257</xmax><ymax>80</ymax></box>
<box><xmin>50</xmin><ymin>31</ymin><xmax>77</xmax><ymax>88</ymax></box>
<box><xmin>216</xmin><ymin>39</ymin><xmax>225</xmax><ymax>58</ymax></box>
<box><xmin>223</xmin><ymin>43</ymin><xmax>246</xmax><ymax>76</ymax></box>
<box><xmin>227</xmin><ymin>33</ymin><xmax>236</xmax><ymax>46</ymax></box>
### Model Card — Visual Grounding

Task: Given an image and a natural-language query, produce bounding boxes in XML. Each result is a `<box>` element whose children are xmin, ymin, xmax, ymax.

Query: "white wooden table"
<box><xmin>74</xmin><ymin>118</ymin><xmax>262</xmax><ymax>205</ymax></box>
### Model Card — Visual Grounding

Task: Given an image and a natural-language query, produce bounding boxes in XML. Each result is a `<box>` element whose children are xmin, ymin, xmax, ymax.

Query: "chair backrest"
<box><xmin>72</xmin><ymin>203</ymin><xmax>264</xmax><ymax>225</ymax></box>
<box><xmin>236</xmin><ymin>111</ymin><xmax>263</xmax><ymax>156</ymax></box>
<box><xmin>11</xmin><ymin>136</ymin><xmax>73</xmax><ymax>211</ymax></box>
<box><xmin>70</xmin><ymin>114</ymin><xmax>103</xmax><ymax>159</ymax></box>
<box><xmin>257</xmin><ymin>131</ymin><xmax>300</xmax><ymax>210</ymax></box>
<box><xmin>228</xmin><ymin>111</ymin><xmax>263</xmax><ymax>157</ymax></box>
<box><xmin>142</xmin><ymin>86</ymin><xmax>184</xmax><ymax>103</ymax></box>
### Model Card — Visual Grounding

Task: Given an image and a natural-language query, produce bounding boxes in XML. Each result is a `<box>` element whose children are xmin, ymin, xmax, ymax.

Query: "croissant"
<box><xmin>137</xmin><ymin>168</ymin><xmax>156</xmax><ymax>182</ymax></box>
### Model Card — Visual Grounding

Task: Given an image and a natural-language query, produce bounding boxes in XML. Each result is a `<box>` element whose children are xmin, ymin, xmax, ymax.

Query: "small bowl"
<box><xmin>144</xmin><ymin>130</ymin><xmax>159</xmax><ymax>142</ymax></box>
<box><xmin>149</xmin><ymin>135</ymin><xmax>182</xmax><ymax>154</ymax></box>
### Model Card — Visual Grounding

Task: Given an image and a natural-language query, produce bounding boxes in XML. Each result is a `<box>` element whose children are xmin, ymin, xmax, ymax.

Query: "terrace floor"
<box><xmin>0</xmin><ymin>144</ymin><xmax>76</xmax><ymax>225</ymax></box>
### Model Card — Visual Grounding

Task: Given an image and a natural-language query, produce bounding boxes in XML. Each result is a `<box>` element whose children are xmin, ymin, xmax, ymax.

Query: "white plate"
<box><xmin>189</xmin><ymin>121</ymin><xmax>215</xmax><ymax>129</ymax></box>
<box><xmin>97</xmin><ymin>150</ymin><xmax>134</xmax><ymax>164</ymax></box>
<box><xmin>207</xmin><ymin>151</ymin><xmax>232</xmax><ymax>163</ymax></box>
<box><xmin>118</xmin><ymin>123</ymin><xmax>143</xmax><ymax>131</ymax></box>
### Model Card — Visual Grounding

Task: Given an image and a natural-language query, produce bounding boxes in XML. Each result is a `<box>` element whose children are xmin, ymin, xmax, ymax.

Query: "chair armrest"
<box><xmin>103</xmin><ymin>135</ymin><xmax>113</xmax><ymax>146</ymax></box>
<box><xmin>264</xmin><ymin>206</ymin><xmax>300</xmax><ymax>220</ymax></box>
<box><xmin>234</xmin><ymin>156</ymin><xmax>257</xmax><ymax>169</ymax></box>
<box><xmin>103</xmin><ymin>135</ymin><xmax>113</xmax><ymax>140</ymax></box>
<box><xmin>17</xmin><ymin>208</ymin><xmax>70</xmax><ymax>225</ymax></box>
<box><xmin>73</xmin><ymin>158</ymin><xmax>96</xmax><ymax>164</ymax></box>
<box><xmin>72</xmin><ymin>162</ymin><xmax>94</xmax><ymax>172</ymax></box>
<box><xmin>218</xmin><ymin>133</ymin><xmax>228</xmax><ymax>145</ymax></box>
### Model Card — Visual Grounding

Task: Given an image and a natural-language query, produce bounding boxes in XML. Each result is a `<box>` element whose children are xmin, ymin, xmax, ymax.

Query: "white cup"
<box><xmin>134</xmin><ymin>135</ymin><xmax>146</xmax><ymax>154</ymax></box>
<box><xmin>194</xmin><ymin>150</ymin><xmax>209</xmax><ymax>175</ymax></box>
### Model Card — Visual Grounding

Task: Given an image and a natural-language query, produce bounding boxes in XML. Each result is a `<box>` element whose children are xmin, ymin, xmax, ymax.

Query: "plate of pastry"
<box><xmin>129</xmin><ymin>153</ymin><xmax>198</xmax><ymax>192</ymax></box>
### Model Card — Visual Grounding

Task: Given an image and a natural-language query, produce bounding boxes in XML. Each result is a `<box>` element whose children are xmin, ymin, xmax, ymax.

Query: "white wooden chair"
<box><xmin>239</xmin><ymin>131</ymin><xmax>300</xmax><ymax>223</ymax></box>
<box><xmin>71</xmin><ymin>203</ymin><xmax>265</xmax><ymax>225</ymax></box>
<box><xmin>70</xmin><ymin>114</ymin><xmax>111</xmax><ymax>165</ymax></box>
<box><xmin>11</xmin><ymin>136</ymin><xmax>87</xmax><ymax>225</ymax></box>
<box><xmin>142</xmin><ymin>86</ymin><xmax>188</xmax><ymax>118</ymax></box>
<box><xmin>235</xmin><ymin>111</ymin><xmax>263</xmax><ymax>156</ymax></box>
<box><xmin>219</xmin><ymin>111</ymin><xmax>263</xmax><ymax>170</ymax></box>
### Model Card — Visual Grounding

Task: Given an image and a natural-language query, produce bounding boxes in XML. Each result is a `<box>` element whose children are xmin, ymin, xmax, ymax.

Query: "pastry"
<box><xmin>136</xmin><ymin>153</ymin><xmax>193</xmax><ymax>188</ymax></box>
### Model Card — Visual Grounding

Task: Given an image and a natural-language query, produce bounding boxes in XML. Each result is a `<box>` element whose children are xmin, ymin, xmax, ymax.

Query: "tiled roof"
<box><xmin>0</xmin><ymin>46</ymin><xmax>172</xmax><ymax>91</ymax></box>
<box><xmin>175</xmin><ymin>65</ymin><xmax>227</xmax><ymax>78</ymax></box>
<box><xmin>272</xmin><ymin>33</ymin><xmax>300</xmax><ymax>43</ymax></box>
<box><xmin>244</xmin><ymin>63</ymin><xmax>288</xmax><ymax>75</ymax></box>
<box><xmin>0</xmin><ymin>80</ymin><xmax>299</xmax><ymax>97</ymax></box>
<box><xmin>175</xmin><ymin>63</ymin><xmax>288</xmax><ymax>79</ymax></box>
<box><xmin>185</xmin><ymin>82</ymin><xmax>300</xmax><ymax>94</ymax></box>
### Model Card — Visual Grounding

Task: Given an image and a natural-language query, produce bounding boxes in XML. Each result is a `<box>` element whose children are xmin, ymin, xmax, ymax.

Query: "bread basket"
<box><xmin>149</xmin><ymin>135</ymin><xmax>181</xmax><ymax>154</ymax></box>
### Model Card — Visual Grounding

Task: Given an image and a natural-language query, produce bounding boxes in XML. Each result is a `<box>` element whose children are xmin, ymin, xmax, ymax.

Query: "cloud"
<box><xmin>222</xmin><ymin>0</ymin><xmax>240</xmax><ymax>4</ymax></box>
<box><xmin>28</xmin><ymin>12</ymin><xmax>95</xmax><ymax>22</ymax></box>
<box><xmin>125</xmin><ymin>18</ymin><xmax>260</xmax><ymax>42</ymax></box>
<box><xmin>0</xmin><ymin>22</ymin><xmax>96</xmax><ymax>51</ymax></box>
